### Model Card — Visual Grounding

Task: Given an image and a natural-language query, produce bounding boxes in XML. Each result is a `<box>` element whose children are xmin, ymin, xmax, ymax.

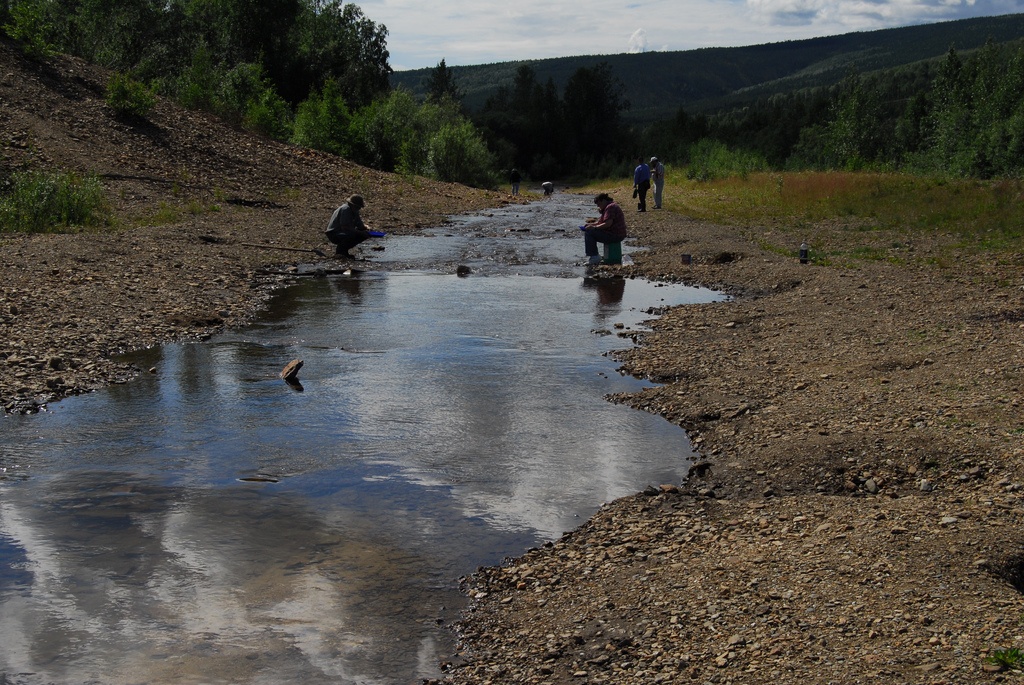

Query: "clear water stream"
<box><xmin>0</xmin><ymin>193</ymin><xmax>725</xmax><ymax>684</ymax></box>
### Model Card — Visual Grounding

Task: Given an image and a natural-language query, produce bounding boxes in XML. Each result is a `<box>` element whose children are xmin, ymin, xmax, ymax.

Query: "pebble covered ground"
<box><xmin>442</xmin><ymin>207</ymin><xmax>1024</xmax><ymax>684</ymax></box>
<box><xmin>3</xmin><ymin>39</ymin><xmax>1024</xmax><ymax>685</ymax></box>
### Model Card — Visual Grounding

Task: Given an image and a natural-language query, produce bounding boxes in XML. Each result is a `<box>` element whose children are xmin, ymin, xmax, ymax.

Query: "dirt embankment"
<box><xmin>3</xmin><ymin>39</ymin><xmax>1024</xmax><ymax>685</ymax></box>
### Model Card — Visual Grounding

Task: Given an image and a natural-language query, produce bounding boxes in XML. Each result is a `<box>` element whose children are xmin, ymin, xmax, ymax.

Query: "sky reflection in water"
<box><xmin>0</xmin><ymin>270</ymin><xmax>724</xmax><ymax>684</ymax></box>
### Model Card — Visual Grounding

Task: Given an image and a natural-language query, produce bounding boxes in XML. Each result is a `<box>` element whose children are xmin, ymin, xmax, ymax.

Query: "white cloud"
<box><xmin>368</xmin><ymin>0</ymin><xmax>1024</xmax><ymax>70</ymax></box>
<box><xmin>746</xmin><ymin>0</ymin><xmax>1001</xmax><ymax>31</ymax></box>
<box><xmin>628</xmin><ymin>28</ymin><xmax>650</xmax><ymax>54</ymax></box>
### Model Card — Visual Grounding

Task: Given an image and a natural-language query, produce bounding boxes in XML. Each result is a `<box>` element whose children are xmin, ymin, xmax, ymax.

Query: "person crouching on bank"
<box><xmin>582</xmin><ymin>192</ymin><xmax>627</xmax><ymax>265</ymax></box>
<box><xmin>325</xmin><ymin>194</ymin><xmax>374</xmax><ymax>259</ymax></box>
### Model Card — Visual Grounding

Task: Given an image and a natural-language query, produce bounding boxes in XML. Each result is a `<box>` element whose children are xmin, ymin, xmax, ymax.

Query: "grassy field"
<box><xmin>587</xmin><ymin>171</ymin><xmax>1024</xmax><ymax>269</ymax></box>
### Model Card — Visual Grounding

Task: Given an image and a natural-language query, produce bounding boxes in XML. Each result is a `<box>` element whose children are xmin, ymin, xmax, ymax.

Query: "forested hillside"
<box><xmin>391</xmin><ymin>14</ymin><xmax>1024</xmax><ymax>122</ymax></box>
<box><xmin>2</xmin><ymin>2</ymin><xmax>1024</xmax><ymax>201</ymax></box>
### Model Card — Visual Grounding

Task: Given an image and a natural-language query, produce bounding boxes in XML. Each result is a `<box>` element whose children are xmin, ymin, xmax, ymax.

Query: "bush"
<box><xmin>217</xmin><ymin>63</ymin><xmax>292</xmax><ymax>139</ymax></box>
<box><xmin>348</xmin><ymin>90</ymin><xmax>419</xmax><ymax>172</ymax></box>
<box><xmin>2</xmin><ymin>0</ymin><xmax>55</xmax><ymax>59</ymax></box>
<box><xmin>242</xmin><ymin>89</ymin><xmax>293</xmax><ymax>140</ymax></box>
<box><xmin>292</xmin><ymin>81</ymin><xmax>351</xmax><ymax>156</ymax></box>
<box><xmin>106</xmin><ymin>72</ymin><xmax>156</xmax><ymax>118</ymax></box>
<box><xmin>686</xmin><ymin>139</ymin><xmax>769</xmax><ymax>181</ymax></box>
<box><xmin>0</xmin><ymin>170</ymin><xmax>108</xmax><ymax>233</ymax></box>
<box><xmin>176</xmin><ymin>44</ymin><xmax>221</xmax><ymax>112</ymax></box>
<box><xmin>428</xmin><ymin>121</ymin><xmax>496</xmax><ymax>187</ymax></box>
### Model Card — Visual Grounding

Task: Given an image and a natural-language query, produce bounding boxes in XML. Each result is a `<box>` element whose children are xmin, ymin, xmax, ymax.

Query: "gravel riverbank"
<box><xmin>442</xmin><ymin>208</ymin><xmax>1024</xmax><ymax>684</ymax></box>
<box><xmin>3</xmin><ymin>41</ymin><xmax>1024</xmax><ymax>685</ymax></box>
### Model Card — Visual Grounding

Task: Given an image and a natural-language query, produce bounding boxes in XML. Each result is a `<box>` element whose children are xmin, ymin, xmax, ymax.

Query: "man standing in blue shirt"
<box><xmin>633</xmin><ymin>157</ymin><xmax>651</xmax><ymax>212</ymax></box>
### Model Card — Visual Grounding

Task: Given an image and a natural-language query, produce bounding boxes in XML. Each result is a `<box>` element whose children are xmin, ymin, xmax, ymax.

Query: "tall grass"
<box><xmin>667</xmin><ymin>171</ymin><xmax>1024</xmax><ymax>260</ymax></box>
<box><xmin>0</xmin><ymin>171</ymin><xmax>109</xmax><ymax>233</ymax></box>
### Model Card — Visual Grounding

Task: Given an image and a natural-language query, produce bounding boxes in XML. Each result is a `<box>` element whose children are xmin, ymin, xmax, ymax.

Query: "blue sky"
<box><xmin>358</xmin><ymin>0</ymin><xmax>1024</xmax><ymax>72</ymax></box>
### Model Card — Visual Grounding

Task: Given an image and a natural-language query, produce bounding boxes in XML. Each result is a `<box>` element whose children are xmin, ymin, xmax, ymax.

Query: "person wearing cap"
<box><xmin>633</xmin><ymin>157</ymin><xmax>651</xmax><ymax>212</ymax></box>
<box><xmin>325</xmin><ymin>194</ymin><xmax>374</xmax><ymax>259</ymax></box>
<box><xmin>581</xmin><ymin>192</ymin><xmax>627</xmax><ymax>265</ymax></box>
<box><xmin>650</xmin><ymin>156</ymin><xmax>665</xmax><ymax>209</ymax></box>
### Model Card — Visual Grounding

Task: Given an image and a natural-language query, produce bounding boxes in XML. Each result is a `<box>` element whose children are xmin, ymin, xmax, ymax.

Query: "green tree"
<box><xmin>292</xmin><ymin>79</ymin><xmax>352</xmax><ymax>155</ymax></box>
<box><xmin>424</xmin><ymin>58</ymin><xmax>462</xmax><ymax>103</ymax></box>
<box><xmin>397</xmin><ymin>96</ymin><xmax>462</xmax><ymax>176</ymax></box>
<box><xmin>3</xmin><ymin>0</ymin><xmax>57</xmax><ymax>58</ymax></box>
<box><xmin>923</xmin><ymin>47</ymin><xmax>973</xmax><ymax>175</ymax></box>
<box><xmin>428</xmin><ymin>121</ymin><xmax>495</xmax><ymax>186</ymax></box>
<box><xmin>348</xmin><ymin>88</ymin><xmax>418</xmax><ymax>171</ymax></box>
<box><xmin>821</xmin><ymin>73</ymin><xmax>885</xmax><ymax>170</ymax></box>
<box><xmin>59</xmin><ymin>0</ymin><xmax>182</xmax><ymax>76</ymax></box>
<box><xmin>177</xmin><ymin>42</ymin><xmax>222</xmax><ymax>111</ymax></box>
<box><xmin>474</xmin><ymin>65</ymin><xmax>569</xmax><ymax>177</ymax></box>
<box><xmin>290</xmin><ymin>1</ymin><xmax>391</xmax><ymax>109</ymax></box>
<box><xmin>562</xmin><ymin>62</ymin><xmax>629</xmax><ymax>168</ymax></box>
<box><xmin>180</xmin><ymin>0</ymin><xmax>303</xmax><ymax>86</ymax></box>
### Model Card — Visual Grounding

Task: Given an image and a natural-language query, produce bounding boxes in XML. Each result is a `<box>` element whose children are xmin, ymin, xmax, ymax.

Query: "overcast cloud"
<box><xmin>357</xmin><ymin>0</ymin><xmax>1024</xmax><ymax>71</ymax></box>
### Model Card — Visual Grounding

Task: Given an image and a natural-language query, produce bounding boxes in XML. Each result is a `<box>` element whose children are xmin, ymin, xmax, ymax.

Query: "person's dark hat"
<box><xmin>347</xmin><ymin>194</ymin><xmax>365</xmax><ymax>209</ymax></box>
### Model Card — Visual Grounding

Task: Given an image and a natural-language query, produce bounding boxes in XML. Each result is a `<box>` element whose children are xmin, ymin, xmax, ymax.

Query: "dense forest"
<box><xmin>391</xmin><ymin>14</ymin><xmax>1024</xmax><ymax>123</ymax></box>
<box><xmin>3</xmin><ymin>1</ymin><xmax>1024</xmax><ymax>189</ymax></box>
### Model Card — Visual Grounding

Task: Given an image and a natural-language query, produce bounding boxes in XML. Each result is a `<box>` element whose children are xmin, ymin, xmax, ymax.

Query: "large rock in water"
<box><xmin>280</xmin><ymin>359</ymin><xmax>303</xmax><ymax>381</ymax></box>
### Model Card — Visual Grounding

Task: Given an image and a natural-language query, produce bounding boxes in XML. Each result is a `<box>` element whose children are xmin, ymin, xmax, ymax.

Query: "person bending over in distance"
<box><xmin>581</xmin><ymin>192</ymin><xmax>627</xmax><ymax>266</ymax></box>
<box><xmin>325</xmin><ymin>194</ymin><xmax>375</xmax><ymax>259</ymax></box>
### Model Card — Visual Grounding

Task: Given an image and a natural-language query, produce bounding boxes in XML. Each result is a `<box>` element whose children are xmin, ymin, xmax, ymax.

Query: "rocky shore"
<box><xmin>443</xmin><ymin>210</ymin><xmax>1024</xmax><ymax>684</ymax></box>
<box><xmin>3</xmin><ymin>41</ymin><xmax>1024</xmax><ymax>685</ymax></box>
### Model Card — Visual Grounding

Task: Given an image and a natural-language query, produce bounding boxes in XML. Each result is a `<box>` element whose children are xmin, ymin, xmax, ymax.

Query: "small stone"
<box><xmin>280</xmin><ymin>358</ymin><xmax>303</xmax><ymax>381</ymax></box>
<box><xmin>864</xmin><ymin>478</ymin><xmax>879</xmax><ymax>494</ymax></box>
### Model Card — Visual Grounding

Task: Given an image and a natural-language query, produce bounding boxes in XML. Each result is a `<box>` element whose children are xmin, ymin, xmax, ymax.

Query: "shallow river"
<box><xmin>0</xmin><ymin>193</ymin><xmax>725</xmax><ymax>684</ymax></box>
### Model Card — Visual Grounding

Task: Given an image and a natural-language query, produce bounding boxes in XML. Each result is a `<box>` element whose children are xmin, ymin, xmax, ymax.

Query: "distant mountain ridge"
<box><xmin>390</xmin><ymin>14</ymin><xmax>1024</xmax><ymax>122</ymax></box>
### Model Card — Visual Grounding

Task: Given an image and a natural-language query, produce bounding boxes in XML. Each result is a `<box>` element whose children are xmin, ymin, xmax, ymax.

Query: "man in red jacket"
<box><xmin>581</xmin><ymin>192</ymin><xmax>627</xmax><ymax>265</ymax></box>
